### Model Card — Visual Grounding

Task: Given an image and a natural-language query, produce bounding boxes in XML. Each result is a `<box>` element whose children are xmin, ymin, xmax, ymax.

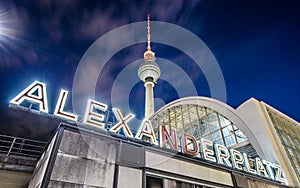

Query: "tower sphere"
<box><xmin>138</xmin><ymin>14</ymin><xmax>161</xmax><ymax>83</ymax></box>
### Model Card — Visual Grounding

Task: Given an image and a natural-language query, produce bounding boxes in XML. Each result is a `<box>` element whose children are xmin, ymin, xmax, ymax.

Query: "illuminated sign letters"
<box><xmin>230</xmin><ymin>149</ymin><xmax>244</xmax><ymax>171</ymax></box>
<box><xmin>9</xmin><ymin>81</ymin><xmax>287</xmax><ymax>184</ymax></box>
<box><xmin>201</xmin><ymin>138</ymin><xmax>216</xmax><ymax>162</ymax></box>
<box><xmin>83</xmin><ymin>99</ymin><xmax>108</xmax><ymax>129</ymax></box>
<box><xmin>135</xmin><ymin>119</ymin><xmax>158</xmax><ymax>145</ymax></box>
<box><xmin>10</xmin><ymin>81</ymin><xmax>49</xmax><ymax>113</ymax></box>
<box><xmin>183</xmin><ymin>133</ymin><xmax>199</xmax><ymax>156</ymax></box>
<box><xmin>110</xmin><ymin>108</ymin><xmax>135</xmax><ymax>138</ymax></box>
<box><xmin>54</xmin><ymin>89</ymin><xmax>78</xmax><ymax>122</ymax></box>
<box><xmin>159</xmin><ymin>125</ymin><xmax>178</xmax><ymax>150</ymax></box>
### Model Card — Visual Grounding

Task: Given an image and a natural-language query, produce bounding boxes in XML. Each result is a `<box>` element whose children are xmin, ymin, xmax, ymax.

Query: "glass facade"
<box><xmin>267</xmin><ymin>109</ymin><xmax>300</xmax><ymax>180</ymax></box>
<box><xmin>151</xmin><ymin>104</ymin><xmax>247</xmax><ymax>148</ymax></box>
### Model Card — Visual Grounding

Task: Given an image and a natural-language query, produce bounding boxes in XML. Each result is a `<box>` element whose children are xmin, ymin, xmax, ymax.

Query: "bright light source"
<box><xmin>0</xmin><ymin>3</ymin><xmax>21</xmax><ymax>55</ymax></box>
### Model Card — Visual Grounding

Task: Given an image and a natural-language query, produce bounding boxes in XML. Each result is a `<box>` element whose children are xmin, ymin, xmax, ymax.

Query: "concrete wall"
<box><xmin>28</xmin><ymin>131</ymin><xmax>58</xmax><ymax>188</ymax></box>
<box><xmin>49</xmin><ymin>129</ymin><xmax>117</xmax><ymax>187</ymax></box>
<box><xmin>0</xmin><ymin>169</ymin><xmax>32</xmax><ymax>188</ymax></box>
<box><xmin>0</xmin><ymin>154</ymin><xmax>36</xmax><ymax>173</ymax></box>
<box><xmin>117</xmin><ymin>166</ymin><xmax>142</xmax><ymax>188</ymax></box>
<box><xmin>0</xmin><ymin>154</ymin><xmax>37</xmax><ymax>188</ymax></box>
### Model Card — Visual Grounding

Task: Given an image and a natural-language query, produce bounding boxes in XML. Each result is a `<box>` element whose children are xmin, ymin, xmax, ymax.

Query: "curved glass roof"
<box><xmin>150</xmin><ymin>104</ymin><xmax>247</xmax><ymax>147</ymax></box>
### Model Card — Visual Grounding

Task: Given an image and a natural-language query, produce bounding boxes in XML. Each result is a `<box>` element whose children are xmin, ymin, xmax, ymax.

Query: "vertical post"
<box><xmin>7</xmin><ymin>137</ymin><xmax>16</xmax><ymax>156</ymax></box>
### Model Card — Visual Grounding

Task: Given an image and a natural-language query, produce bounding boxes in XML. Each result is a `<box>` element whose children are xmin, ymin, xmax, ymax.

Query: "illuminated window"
<box><xmin>267</xmin><ymin>109</ymin><xmax>300</xmax><ymax>179</ymax></box>
<box><xmin>151</xmin><ymin>105</ymin><xmax>248</xmax><ymax>148</ymax></box>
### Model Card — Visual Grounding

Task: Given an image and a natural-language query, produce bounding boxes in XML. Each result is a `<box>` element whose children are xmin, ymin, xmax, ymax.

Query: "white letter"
<box><xmin>243</xmin><ymin>153</ymin><xmax>257</xmax><ymax>174</ymax></box>
<box><xmin>201</xmin><ymin>138</ymin><xmax>216</xmax><ymax>162</ymax></box>
<box><xmin>10</xmin><ymin>81</ymin><xmax>48</xmax><ymax>113</ymax></box>
<box><xmin>255</xmin><ymin>158</ymin><xmax>269</xmax><ymax>178</ymax></box>
<box><xmin>262</xmin><ymin>160</ymin><xmax>274</xmax><ymax>180</ymax></box>
<box><xmin>273</xmin><ymin>164</ymin><xmax>287</xmax><ymax>184</ymax></box>
<box><xmin>230</xmin><ymin>149</ymin><xmax>244</xmax><ymax>171</ymax></box>
<box><xmin>135</xmin><ymin>119</ymin><xmax>158</xmax><ymax>145</ymax></box>
<box><xmin>215</xmin><ymin>144</ymin><xmax>232</xmax><ymax>167</ymax></box>
<box><xmin>83</xmin><ymin>99</ymin><xmax>107</xmax><ymax>129</ymax></box>
<box><xmin>54</xmin><ymin>89</ymin><xmax>78</xmax><ymax>122</ymax></box>
<box><xmin>109</xmin><ymin>108</ymin><xmax>134</xmax><ymax>138</ymax></box>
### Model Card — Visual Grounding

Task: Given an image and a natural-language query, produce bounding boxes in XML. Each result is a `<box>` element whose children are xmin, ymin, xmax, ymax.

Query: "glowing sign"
<box><xmin>215</xmin><ymin>144</ymin><xmax>232</xmax><ymax>167</ymax></box>
<box><xmin>230</xmin><ymin>149</ymin><xmax>244</xmax><ymax>171</ymax></box>
<box><xmin>135</xmin><ymin>119</ymin><xmax>158</xmax><ymax>145</ymax></box>
<box><xmin>159</xmin><ymin>126</ymin><xmax>177</xmax><ymax>150</ymax></box>
<box><xmin>9</xmin><ymin>81</ymin><xmax>287</xmax><ymax>184</ymax></box>
<box><xmin>10</xmin><ymin>81</ymin><xmax>48</xmax><ymax>113</ymax></box>
<box><xmin>183</xmin><ymin>133</ymin><xmax>199</xmax><ymax>156</ymax></box>
<box><xmin>110</xmin><ymin>108</ymin><xmax>135</xmax><ymax>138</ymax></box>
<box><xmin>83</xmin><ymin>99</ymin><xmax>107</xmax><ymax>129</ymax></box>
<box><xmin>54</xmin><ymin>89</ymin><xmax>78</xmax><ymax>121</ymax></box>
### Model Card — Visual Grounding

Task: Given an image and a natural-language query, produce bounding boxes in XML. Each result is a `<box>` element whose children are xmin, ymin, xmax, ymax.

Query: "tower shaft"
<box><xmin>144</xmin><ymin>82</ymin><xmax>155</xmax><ymax>118</ymax></box>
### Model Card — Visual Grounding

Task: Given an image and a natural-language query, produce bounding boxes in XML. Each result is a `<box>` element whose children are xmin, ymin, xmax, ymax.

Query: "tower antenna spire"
<box><xmin>147</xmin><ymin>14</ymin><xmax>151</xmax><ymax>51</ymax></box>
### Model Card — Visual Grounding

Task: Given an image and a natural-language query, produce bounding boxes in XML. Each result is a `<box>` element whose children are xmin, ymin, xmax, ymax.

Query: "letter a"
<box><xmin>135</xmin><ymin>119</ymin><xmax>158</xmax><ymax>145</ymax></box>
<box><xmin>10</xmin><ymin>81</ymin><xmax>48</xmax><ymax>113</ymax></box>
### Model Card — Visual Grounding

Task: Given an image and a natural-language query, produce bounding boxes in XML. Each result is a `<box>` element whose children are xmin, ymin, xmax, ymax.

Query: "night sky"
<box><xmin>0</xmin><ymin>0</ymin><xmax>299</xmax><ymax>140</ymax></box>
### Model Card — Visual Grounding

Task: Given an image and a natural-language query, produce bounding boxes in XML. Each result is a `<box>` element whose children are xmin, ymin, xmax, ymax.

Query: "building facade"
<box><xmin>27</xmin><ymin>122</ymin><xmax>289</xmax><ymax>188</ymax></box>
<box><xmin>236</xmin><ymin>98</ymin><xmax>300</xmax><ymax>186</ymax></box>
<box><xmin>23</xmin><ymin>96</ymin><xmax>299</xmax><ymax>188</ymax></box>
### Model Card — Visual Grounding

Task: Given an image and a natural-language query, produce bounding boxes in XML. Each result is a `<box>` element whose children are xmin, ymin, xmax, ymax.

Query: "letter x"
<box><xmin>110</xmin><ymin>108</ymin><xmax>135</xmax><ymax>138</ymax></box>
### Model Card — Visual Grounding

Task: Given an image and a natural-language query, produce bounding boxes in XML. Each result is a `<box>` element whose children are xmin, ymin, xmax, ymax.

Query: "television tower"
<box><xmin>138</xmin><ymin>14</ymin><xmax>161</xmax><ymax>118</ymax></box>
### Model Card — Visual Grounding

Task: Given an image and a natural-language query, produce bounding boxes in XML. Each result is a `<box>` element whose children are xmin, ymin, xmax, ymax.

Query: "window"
<box><xmin>151</xmin><ymin>105</ymin><xmax>248</xmax><ymax>148</ymax></box>
<box><xmin>147</xmin><ymin>176</ymin><xmax>205</xmax><ymax>188</ymax></box>
<box><xmin>267</xmin><ymin>109</ymin><xmax>300</xmax><ymax>179</ymax></box>
<box><xmin>147</xmin><ymin>176</ymin><xmax>163</xmax><ymax>188</ymax></box>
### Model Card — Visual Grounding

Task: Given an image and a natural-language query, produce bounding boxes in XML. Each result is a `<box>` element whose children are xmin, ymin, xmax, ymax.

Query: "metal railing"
<box><xmin>0</xmin><ymin>134</ymin><xmax>47</xmax><ymax>158</ymax></box>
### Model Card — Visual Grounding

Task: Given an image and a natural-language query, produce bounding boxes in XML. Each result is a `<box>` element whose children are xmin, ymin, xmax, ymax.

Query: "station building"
<box><xmin>22</xmin><ymin>96</ymin><xmax>298</xmax><ymax>188</ymax></box>
<box><xmin>1</xmin><ymin>95</ymin><xmax>299</xmax><ymax>188</ymax></box>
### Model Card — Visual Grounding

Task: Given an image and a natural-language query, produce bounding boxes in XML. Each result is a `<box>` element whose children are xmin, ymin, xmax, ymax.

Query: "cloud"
<box><xmin>2</xmin><ymin>0</ymin><xmax>208</xmax><ymax>113</ymax></box>
<box><xmin>1</xmin><ymin>0</ymin><xmax>204</xmax><ymax>68</ymax></box>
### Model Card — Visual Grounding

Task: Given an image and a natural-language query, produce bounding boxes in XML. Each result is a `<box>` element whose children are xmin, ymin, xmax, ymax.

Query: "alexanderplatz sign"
<box><xmin>9</xmin><ymin>81</ymin><xmax>287</xmax><ymax>184</ymax></box>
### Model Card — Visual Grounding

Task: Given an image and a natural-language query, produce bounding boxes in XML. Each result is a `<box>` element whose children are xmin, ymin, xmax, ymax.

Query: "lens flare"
<box><xmin>0</xmin><ymin>3</ymin><xmax>22</xmax><ymax>56</ymax></box>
